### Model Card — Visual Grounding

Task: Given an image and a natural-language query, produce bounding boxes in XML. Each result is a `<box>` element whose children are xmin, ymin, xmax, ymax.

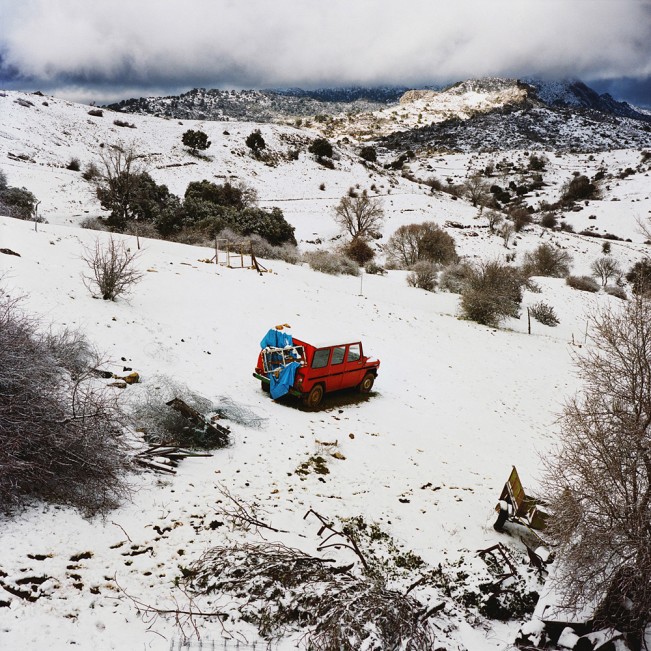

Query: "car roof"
<box><xmin>293</xmin><ymin>337</ymin><xmax>362</xmax><ymax>350</ymax></box>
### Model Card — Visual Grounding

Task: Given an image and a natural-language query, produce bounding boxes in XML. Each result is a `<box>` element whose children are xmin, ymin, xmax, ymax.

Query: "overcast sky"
<box><xmin>1</xmin><ymin>0</ymin><xmax>650</xmax><ymax>106</ymax></box>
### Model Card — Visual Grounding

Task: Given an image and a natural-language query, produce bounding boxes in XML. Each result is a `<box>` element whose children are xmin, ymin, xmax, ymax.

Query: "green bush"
<box><xmin>233</xmin><ymin>207</ymin><xmax>296</xmax><ymax>246</ymax></box>
<box><xmin>560</xmin><ymin>174</ymin><xmax>600</xmax><ymax>204</ymax></box>
<box><xmin>184</xmin><ymin>180</ymin><xmax>248</xmax><ymax>210</ymax></box>
<box><xmin>182</xmin><ymin>129</ymin><xmax>211</xmax><ymax>153</ymax></box>
<box><xmin>359</xmin><ymin>146</ymin><xmax>377</xmax><ymax>162</ymax></box>
<box><xmin>0</xmin><ymin>185</ymin><xmax>38</xmax><ymax>220</ymax></box>
<box><xmin>309</xmin><ymin>138</ymin><xmax>333</xmax><ymax>159</ymax></box>
<box><xmin>245</xmin><ymin>129</ymin><xmax>266</xmax><ymax>155</ymax></box>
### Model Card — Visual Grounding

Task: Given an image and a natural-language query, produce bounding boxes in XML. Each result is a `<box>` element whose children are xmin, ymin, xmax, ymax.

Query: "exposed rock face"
<box><xmin>399</xmin><ymin>89</ymin><xmax>440</xmax><ymax>104</ymax></box>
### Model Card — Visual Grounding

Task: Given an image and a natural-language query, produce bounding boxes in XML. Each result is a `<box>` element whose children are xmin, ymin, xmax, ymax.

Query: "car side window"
<box><xmin>331</xmin><ymin>346</ymin><xmax>346</xmax><ymax>365</ymax></box>
<box><xmin>347</xmin><ymin>344</ymin><xmax>361</xmax><ymax>362</ymax></box>
<box><xmin>312</xmin><ymin>348</ymin><xmax>330</xmax><ymax>369</ymax></box>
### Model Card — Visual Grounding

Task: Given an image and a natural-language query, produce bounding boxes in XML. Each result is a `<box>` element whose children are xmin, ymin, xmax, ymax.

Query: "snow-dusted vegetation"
<box><xmin>1</xmin><ymin>82</ymin><xmax>651</xmax><ymax>650</ymax></box>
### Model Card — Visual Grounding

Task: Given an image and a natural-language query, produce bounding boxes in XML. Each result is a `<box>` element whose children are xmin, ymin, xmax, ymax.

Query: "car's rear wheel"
<box><xmin>359</xmin><ymin>373</ymin><xmax>375</xmax><ymax>393</ymax></box>
<box><xmin>303</xmin><ymin>384</ymin><xmax>324</xmax><ymax>409</ymax></box>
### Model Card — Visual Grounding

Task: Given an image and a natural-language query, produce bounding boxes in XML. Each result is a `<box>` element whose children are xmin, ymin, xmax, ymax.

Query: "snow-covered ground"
<box><xmin>1</xmin><ymin>89</ymin><xmax>651</xmax><ymax>650</ymax></box>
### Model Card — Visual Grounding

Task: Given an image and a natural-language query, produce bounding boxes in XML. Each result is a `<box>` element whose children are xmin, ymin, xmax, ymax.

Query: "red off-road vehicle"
<box><xmin>253</xmin><ymin>332</ymin><xmax>380</xmax><ymax>409</ymax></box>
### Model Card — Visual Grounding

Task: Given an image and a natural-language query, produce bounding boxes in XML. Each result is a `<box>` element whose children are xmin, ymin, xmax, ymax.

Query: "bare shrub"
<box><xmin>439</xmin><ymin>262</ymin><xmax>472</xmax><ymax>294</ymax></box>
<box><xmin>507</xmin><ymin>206</ymin><xmax>533</xmax><ymax>232</ymax></box>
<box><xmin>43</xmin><ymin>326</ymin><xmax>97</xmax><ymax>379</ymax></box>
<box><xmin>591</xmin><ymin>256</ymin><xmax>622</xmax><ymax>286</ymax></box>
<box><xmin>66</xmin><ymin>157</ymin><xmax>81</xmax><ymax>171</ymax></box>
<box><xmin>82</xmin><ymin>161</ymin><xmax>101</xmax><ymax>181</ymax></box>
<box><xmin>364</xmin><ymin>261</ymin><xmax>386</xmax><ymax>275</ymax></box>
<box><xmin>540</xmin><ymin>212</ymin><xmax>558</xmax><ymax>229</ymax></box>
<box><xmin>113</xmin><ymin>119</ymin><xmax>136</xmax><ymax>129</ymax></box>
<box><xmin>80</xmin><ymin>216</ymin><xmax>107</xmax><ymax>231</ymax></box>
<box><xmin>522</xmin><ymin>243</ymin><xmax>572</xmax><ymax>277</ymax></box>
<box><xmin>385</xmin><ymin>222</ymin><xmax>457</xmax><ymax>268</ymax></box>
<box><xmin>460</xmin><ymin>260</ymin><xmax>524</xmax><ymax>326</ymax></box>
<box><xmin>462</xmin><ymin>173</ymin><xmax>490</xmax><ymax>207</ymax></box>
<box><xmin>304</xmin><ymin>250</ymin><xmax>359</xmax><ymax>276</ymax></box>
<box><xmin>604</xmin><ymin>285</ymin><xmax>627</xmax><ymax>300</ymax></box>
<box><xmin>345</xmin><ymin>237</ymin><xmax>375</xmax><ymax>266</ymax></box>
<box><xmin>240</xmin><ymin>233</ymin><xmax>300</xmax><ymax>264</ymax></box>
<box><xmin>541</xmin><ymin>297</ymin><xmax>651</xmax><ymax>647</ymax></box>
<box><xmin>0</xmin><ymin>291</ymin><xmax>133</xmax><ymax>514</ymax></box>
<box><xmin>566</xmin><ymin>275</ymin><xmax>600</xmax><ymax>293</ymax></box>
<box><xmin>406</xmin><ymin>261</ymin><xmax>438</xmax><ymax>291</ymax></box>
<box><xmin>81</xmin><ymin>236</ymin><xmax>144</xmax><ymax>300</ymax></box>
<box><xmin>333</xmin><ymin>194</ymin><xmax>384</xmax><ymax>239</ymax></box>
<box><xmin>528</xmin><ymin>301</ymin><xmax>559</xmax><ymax>326</ymax></box>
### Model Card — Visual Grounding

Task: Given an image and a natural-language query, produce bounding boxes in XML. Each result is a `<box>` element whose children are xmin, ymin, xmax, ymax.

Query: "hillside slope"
<box><xmin>1</xmin><ymin>87</ymin><xmax>651</xmax><ymax>650</ymax></box>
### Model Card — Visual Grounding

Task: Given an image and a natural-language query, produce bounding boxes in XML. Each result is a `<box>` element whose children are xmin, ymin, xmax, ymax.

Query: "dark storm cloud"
<box><xmin>1</xmin><ymin>0</ymin><xmax>650</xmax><ymax>104</ymax></box>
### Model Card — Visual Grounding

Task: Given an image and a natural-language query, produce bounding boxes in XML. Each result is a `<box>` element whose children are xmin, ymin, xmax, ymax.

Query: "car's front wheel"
<box><xmin>359</xmin><ymin>373</ymin><xmax>375</xmax><ymax>393</ymax></box>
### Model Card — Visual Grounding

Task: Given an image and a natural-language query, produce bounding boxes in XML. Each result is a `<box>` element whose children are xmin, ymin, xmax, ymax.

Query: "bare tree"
<box><xmin>462</xmin><ymin>173</ymin><xmax>490</xmax><ymax>207</ymax></box>
<box><xmin>384</xmin><ymin>222</ymin><xmax>457</xmax><ymax>268</ymax></box>
<box><xmin>82</xmin><ymin>236</ymin><xmax>144</xmax><ymax>300</ymax></box>
<box><xmin>635</xmin><ymin>214</ymin><xmax>651</xmax><ymax>243</ymax></box>
<box><xmin>485</xmin><ymin>209</ymin><xmax>504</xmax><ymax>234</ymax></box>
<box><xmin>542</xmin><ymin>297</ymin><xmax>651</xmax><ymax>649</ymax></box>
<box><xmin>333</xmin><ymin>193</ymin><xmax>384</xmax><ymax>240</ymax></box>
<box><xmin>591</xmin><ymin>256</ymin><xmax>622</xmax><ymax>286</ymax></box>
<box><xmin>500</xmin><ymin>222</ymin><xmax>515</xmax><ymax>248</ymax></box>
<box><xmin>96</xmin><ymin>143</ymin><xmax>146</xmax><ymax>230</ymax></box>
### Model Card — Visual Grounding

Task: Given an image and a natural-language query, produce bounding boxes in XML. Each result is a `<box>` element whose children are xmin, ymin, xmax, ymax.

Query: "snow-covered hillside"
<box><xmin>1</xmin><ymin>87</ymin><xmax>651</xmax><ymax>650</ymax></box>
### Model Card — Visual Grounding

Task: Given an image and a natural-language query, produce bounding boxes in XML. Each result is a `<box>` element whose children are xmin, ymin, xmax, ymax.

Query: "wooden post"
<box><xmin>33</xmin><ymin>200</ymin><xmax>40</xmax><ymax>232</ymax></box>
<box><xmin>214</xmin><ymin>236</ymin><xmax>218</xmax><ymax>265</ymax></box>
<box><xmin>527</xmin><ymin>307</ymin><xmax>531</xmax><ymax>335</ymax></box>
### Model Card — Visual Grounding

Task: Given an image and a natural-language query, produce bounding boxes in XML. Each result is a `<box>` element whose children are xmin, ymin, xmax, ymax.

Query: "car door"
<box><xmin>326</xmin><ymin>345</ymin><xmax>347</xmax><ymax>392</ymax></box>
<box><xmin>341</xmin><ymin>342</ymin><xmax>366</xmax><ymax>388</ymax></box>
